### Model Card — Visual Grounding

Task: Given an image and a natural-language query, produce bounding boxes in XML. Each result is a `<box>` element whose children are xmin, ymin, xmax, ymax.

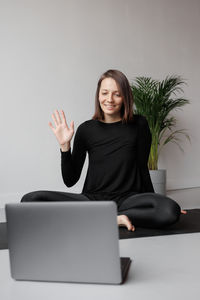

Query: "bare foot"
<box><xmin>117</xmin><ymin>215</ymin><xmax>135</xmax><ymax>231</ymax></box>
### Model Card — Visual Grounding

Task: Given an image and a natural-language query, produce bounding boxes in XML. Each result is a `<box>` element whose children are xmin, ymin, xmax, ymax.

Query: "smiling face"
<box><xmin>98</xmin><ymin>77</ymin><xmax>124</xmax><ymax>122</ymax></box>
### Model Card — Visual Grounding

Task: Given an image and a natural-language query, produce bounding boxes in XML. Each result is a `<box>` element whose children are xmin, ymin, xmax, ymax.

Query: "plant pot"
<box><xmin>149</xmin><ymin>169</ymin><xmax>166</xmax><ymax>195</ymax></box>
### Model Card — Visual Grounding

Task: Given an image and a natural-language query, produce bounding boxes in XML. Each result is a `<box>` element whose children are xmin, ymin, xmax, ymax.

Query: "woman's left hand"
<box><xmin>181</xmin><ymin>210</ymin><xmax>187</xmax><ymax>214</ymax></box>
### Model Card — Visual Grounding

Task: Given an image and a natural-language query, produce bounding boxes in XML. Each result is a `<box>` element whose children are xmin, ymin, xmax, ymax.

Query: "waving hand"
<box><xmin>49</xmin><ymin>110</ymin><xmax>74</xmax><ymax>150</ymax></box>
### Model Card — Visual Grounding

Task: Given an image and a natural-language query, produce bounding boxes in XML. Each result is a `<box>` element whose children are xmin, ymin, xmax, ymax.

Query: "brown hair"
<box><xmin>92</xmin><ymin>69</ymin><xmax>134</xmax><ymax>124</ymax></box>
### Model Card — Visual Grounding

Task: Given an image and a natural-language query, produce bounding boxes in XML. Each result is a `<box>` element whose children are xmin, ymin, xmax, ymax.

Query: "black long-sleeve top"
<box><xmin>61</xmin><ymin>115</ymin><xmax>154</xmax><ymax>206</ymax></box>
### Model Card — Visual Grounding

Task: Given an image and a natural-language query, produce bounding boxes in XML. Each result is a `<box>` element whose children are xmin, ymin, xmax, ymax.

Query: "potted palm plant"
<box><xmin>131</xmin><ymin>76</ymin><xmax>190</xmax><ymax>194</ymax></box>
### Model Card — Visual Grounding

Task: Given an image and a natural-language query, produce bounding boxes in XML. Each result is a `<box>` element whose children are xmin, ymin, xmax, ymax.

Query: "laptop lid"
<box><xmin>6</xmin><ymin>201</ymin><xmax>127</xmax><ymax>284</ymax></box>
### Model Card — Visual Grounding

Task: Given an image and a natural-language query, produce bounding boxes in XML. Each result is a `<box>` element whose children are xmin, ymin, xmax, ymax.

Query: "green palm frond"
<box><xmin>130</xmin><ymin>76</ymin><xmax>190</xmax><ymax>170</ymax></box>
<box><xmin>159</xmin><ymin>129</ymin><xmax>191</xmax><ymax>155</ymax></box>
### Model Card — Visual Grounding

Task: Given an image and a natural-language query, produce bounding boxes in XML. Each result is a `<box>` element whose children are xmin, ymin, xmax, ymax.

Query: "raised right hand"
<box><xmin>49</xmin><ymin>110</ymin><xmax>74</xmax><ymax>147</ymax></box>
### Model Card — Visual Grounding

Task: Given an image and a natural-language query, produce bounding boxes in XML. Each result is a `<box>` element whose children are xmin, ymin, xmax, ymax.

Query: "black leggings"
<box><xmin>21</xmin><ymin>191</ymin><xmax>181</xmax><ymax>229</ymax></box>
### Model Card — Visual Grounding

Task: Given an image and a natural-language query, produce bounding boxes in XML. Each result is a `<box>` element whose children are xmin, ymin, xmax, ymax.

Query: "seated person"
<box><xmin>22</xmin><ymin>69</ymin><xmax>186</xmax><ymax>231</ymax></box>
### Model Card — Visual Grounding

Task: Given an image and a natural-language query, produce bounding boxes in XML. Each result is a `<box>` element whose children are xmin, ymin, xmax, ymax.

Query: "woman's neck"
<box><xmin>101</xmin><ymin>115</ymin><xmax>122</xmax><ymax>123</ymax></box>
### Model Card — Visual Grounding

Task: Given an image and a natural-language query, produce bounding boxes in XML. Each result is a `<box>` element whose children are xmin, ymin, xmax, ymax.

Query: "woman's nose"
<box><xmin>107</xmin><ymin>94</ymin><xmax>114</xmax><ymax>102</ymax></box>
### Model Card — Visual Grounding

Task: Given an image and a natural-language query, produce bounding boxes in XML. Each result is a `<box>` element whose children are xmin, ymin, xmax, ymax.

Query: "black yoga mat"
<box><xmin>119</xmin><ymin>209</ymin><xmax>200</xmax><ymax>239</ymax></box>
<box><xmin>0</xmin><ymin>209</ymin><xmax>200</xmax><ymax>250</ymax></box>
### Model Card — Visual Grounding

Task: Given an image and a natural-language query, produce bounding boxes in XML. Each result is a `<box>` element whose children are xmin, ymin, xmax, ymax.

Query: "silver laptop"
<box><xmin>5</xmin><ymin>201</ymin><xmax>131</xmax><ymax>284</ymax></box>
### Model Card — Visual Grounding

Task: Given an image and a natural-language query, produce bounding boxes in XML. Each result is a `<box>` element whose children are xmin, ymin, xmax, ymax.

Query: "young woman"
<box><xmin>21</xmin><ymin>69</ymin><xmax>185</xmax><ymax>231</ymax></box>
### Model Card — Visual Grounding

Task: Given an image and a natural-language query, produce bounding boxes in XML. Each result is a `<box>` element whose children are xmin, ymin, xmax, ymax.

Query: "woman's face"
<box><xmin>99</xmin><ymin>77</ymin><xmax>124</xmax><ymax>119</ymax></box>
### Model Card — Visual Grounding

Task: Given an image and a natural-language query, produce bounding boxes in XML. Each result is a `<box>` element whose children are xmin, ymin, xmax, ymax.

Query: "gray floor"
<box><xmin>1</xmin><ymin>233</ymin><xmax>200</xmax><ymax>300</ymax></box>
<box><xmin>1</xmin><ymin>188</ymin><xmax>200</xmax><ymax>300</ymax></box>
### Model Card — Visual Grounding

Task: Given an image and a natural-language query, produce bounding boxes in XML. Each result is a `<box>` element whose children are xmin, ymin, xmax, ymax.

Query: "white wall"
<box><xmin>0</xmin><ymin>0</ymin><xmax>200</xmax><ymax>205</ymax></box>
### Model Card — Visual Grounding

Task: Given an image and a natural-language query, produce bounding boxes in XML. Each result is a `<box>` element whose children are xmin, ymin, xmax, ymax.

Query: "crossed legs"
<box><xmin>118</xmin><ymin>192</ymin><xmax>181</xmax><ymax>228</ymax></box>
<box><xmin>21</xmin><ymin>190</ymin><xmax>90</xmax><ymax>202</ymax></box>
<box><xmin>21</xmin><ymin>191</ymin><xmax>181</xmax><ymax>229</ymax></box>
